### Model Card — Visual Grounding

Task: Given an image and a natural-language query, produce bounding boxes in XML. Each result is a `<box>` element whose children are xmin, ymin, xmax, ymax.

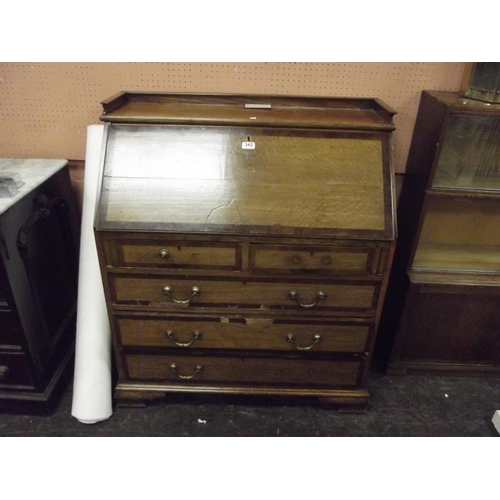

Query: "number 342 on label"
<box><xmin>242</xmin><ymin>141</ymin><xmax>256</xmax><ymax>149</ymax></box>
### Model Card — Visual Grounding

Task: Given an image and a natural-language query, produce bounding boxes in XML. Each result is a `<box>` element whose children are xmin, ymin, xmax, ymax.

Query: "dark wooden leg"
<box><xmin>116</xmin><ymin>398</ymin><xmax>148</xmax><ymax>408</ymax></box>
<box><xmin>115</xmin><ymin>388</ymin><xmax>166</xmax><ymax>407</ymax></box>
<box><xmin>337</xmin><ymin>404</ymin><xmax>367</xmax><ymax>414</ymax></box>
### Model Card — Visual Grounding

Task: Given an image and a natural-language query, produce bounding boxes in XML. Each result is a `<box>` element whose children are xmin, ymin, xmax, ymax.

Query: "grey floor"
<box><xmin>1</xmin><ymin>371</ymin><xmax>499</xmax><ymax>436</ymax></box>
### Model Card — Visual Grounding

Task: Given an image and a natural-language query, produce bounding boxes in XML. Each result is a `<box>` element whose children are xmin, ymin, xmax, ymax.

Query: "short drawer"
<box><xmin>125</xmin><ymin>353</ymin><xmax>363</xmax><ymax>387</ymax></box>
<box><xmin>116</xmin><ymin>316</ymin><xmax>371</xmax><ymax>353</ymax></box>
<box><xmin>115</xmin><ymin>240</ymin><xmax>241</xmax><ymax>270</ymax></box>
<box><xmin>0</xmin><ymin>352</ymin><xmax>35</xmax><ymax>388</ymax></box>
<box><xmin>111</xmin><ymin>276</ymin><xmax>378</xmax><ymax>315</ymax></box>
<box><xmin>249</xmin><ymin>244</ymin><xmax>379</xmax><ymax>275</ymax></box>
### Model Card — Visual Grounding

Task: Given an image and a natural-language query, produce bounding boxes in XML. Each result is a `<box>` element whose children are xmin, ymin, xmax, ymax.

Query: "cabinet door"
<box><xmin>0</xmin><ymin>270</ymin><xmax>23</xmax><ymax>350</ymax></box>
<box><xmin>432</xmin><ymin>114</ymin><xmax>500</xmax><ymax>191</ymax></box>
<box><xmin>394</xmin><ymin>284</ymin><xmax>500</xmax><ymax>366</ymax></box>
<box><xmin>411</xmin><ymin>194</ymin><xmax>500</xmax><ymax>275</ymax></box>
<box><xmin>16</xmin><ymin>193</ymin><xmax>78</xmax><ymax>355</ymax></box>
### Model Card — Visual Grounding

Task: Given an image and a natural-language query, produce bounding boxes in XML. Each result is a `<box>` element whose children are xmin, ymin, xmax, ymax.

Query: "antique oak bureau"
<box><xmin>94</xmin><ymin>92</ymin><xmax>397</xmax><ymax>411</ymax></box>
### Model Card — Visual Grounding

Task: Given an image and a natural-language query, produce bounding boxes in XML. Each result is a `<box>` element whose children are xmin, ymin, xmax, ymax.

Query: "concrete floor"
<box><xmin>1</xmin><ymin>372</ymin><xmax>499</xmax><ymax>436</ymax></box>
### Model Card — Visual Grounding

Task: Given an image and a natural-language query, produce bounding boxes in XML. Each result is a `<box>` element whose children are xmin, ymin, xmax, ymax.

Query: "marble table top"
<box><xmin>0</xmin><ymin>158</ymin><xmax>68</xmax><ymax>215</ymax></box>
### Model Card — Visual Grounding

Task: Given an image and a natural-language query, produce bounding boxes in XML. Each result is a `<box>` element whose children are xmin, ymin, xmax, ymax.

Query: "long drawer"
<box><xmin>110</xmin><ymin>276</ymin><xmax>378</xmax><ymax>315</ymax></box>
<box><xmin>125</xmin><ymin>353</ymin><xmax>363</xmax><ymax>387</ymax></box>
<box><xmin>116</xmin><ymin>316</ymin><xmax>371</xmax><ymax>353</ymax></box>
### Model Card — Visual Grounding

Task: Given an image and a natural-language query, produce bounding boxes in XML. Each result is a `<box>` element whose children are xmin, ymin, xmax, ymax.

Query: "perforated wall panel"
<box><xmin>0</xmin><ymin>62</ymin><xmax>465</xmax><ymax>172</ymax></box>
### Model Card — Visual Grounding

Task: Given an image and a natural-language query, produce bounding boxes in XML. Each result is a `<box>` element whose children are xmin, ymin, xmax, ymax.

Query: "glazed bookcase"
<box><xmin>386</xmin><ymin>90</ymin><xmax>500</xmax><ymax>375</ymax></box>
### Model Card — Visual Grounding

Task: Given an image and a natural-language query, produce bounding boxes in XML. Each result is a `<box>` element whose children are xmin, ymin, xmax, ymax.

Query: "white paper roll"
<box><xmin>493</xmin><ymin>411</ymin><xmax>500</xmax><ymax>435</ymax></box>
<box><xmin>71</xmin><ymin>125</ymin><xmax>113</xmax><ymax>424</ymax></box>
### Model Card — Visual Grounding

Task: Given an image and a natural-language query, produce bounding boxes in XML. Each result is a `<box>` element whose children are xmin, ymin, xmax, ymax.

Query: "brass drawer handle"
<box><xmin>159</xmin><ymin>249</ymin><xmax>170</xmax><ymax>259</ymax></box>
<box><xmin>163</xmin><ymin>285</ymin><xmax>200</xmax><ymax>304</ymax></box>
<box><xmin>286</xmin><ymin>333</ymin><xmax>322</xmax><ymax>350</ymax></box>
<box><xmin>287</xmin><ymin>290</ymin><xmax>327</xmax><ymax>308</ymax></box>
<box><xmin>165</xmin><ymin>329</ymin><xmax>202</xmax><ymax>347</ymax></box>
<box><xmin>169</xmin><ymin>363</ymin><xmax>203</xmax><ymax>379</ymax></box>
<box><xmin>0</xmin><ymin>365</ymin><xmax>9</xmax><ymax>382</ymax></box>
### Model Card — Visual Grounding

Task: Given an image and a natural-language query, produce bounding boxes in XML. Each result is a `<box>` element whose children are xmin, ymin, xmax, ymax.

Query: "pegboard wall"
<box><xmin>0</xmin><ymin>62</ymin><xmax>466</xmax><ymax>172</ymax></box>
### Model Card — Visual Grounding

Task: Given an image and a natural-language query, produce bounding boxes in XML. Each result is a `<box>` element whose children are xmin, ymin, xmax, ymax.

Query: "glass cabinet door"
<box><xmin>412</xmin><ymin>195</ymin><xmax>500</xmax><ymax>274</ymax></box>
<box><xmin>432</xmin><ymin>114</ymin><xmax>500</xmax><ymax>191</ymax></box>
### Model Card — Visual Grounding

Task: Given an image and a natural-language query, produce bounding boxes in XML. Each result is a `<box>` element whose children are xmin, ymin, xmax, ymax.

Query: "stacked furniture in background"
<box><xmin>382</xmin><ymin>91</ymin><xmax>500</xmax><ymax>375</ymax></box>
<box><xmin>0</xmin><ymin>159</ymin><xmax>79</xmax><ymax>413</ymax></box>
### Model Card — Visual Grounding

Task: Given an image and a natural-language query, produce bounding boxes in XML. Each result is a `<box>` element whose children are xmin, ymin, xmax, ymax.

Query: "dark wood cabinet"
<box><xmin>0</xmin><ymin>159</ymin><xmax>79</xmax><ymax>413</ymax></box>
<box><xmin>393</xmin><ymin>284</ymin><xmax>500</xmax><ymax>372</ymax></box>
<box><xmin>94</xmin><ymin>92</ymin><xmax>397</xmax><ymax>411</ymax></box>
<box><xmin>381</xmin><ymin>91</ymin><xmax>500</xmax><ymax>376</ymax></box>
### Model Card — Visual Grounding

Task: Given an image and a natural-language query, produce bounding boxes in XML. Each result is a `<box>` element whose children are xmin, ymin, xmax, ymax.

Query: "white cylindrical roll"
<box><xmin>71</xmin><ymin>125</ymin><xmax>113</xmax><ymax>424</ymax></box>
